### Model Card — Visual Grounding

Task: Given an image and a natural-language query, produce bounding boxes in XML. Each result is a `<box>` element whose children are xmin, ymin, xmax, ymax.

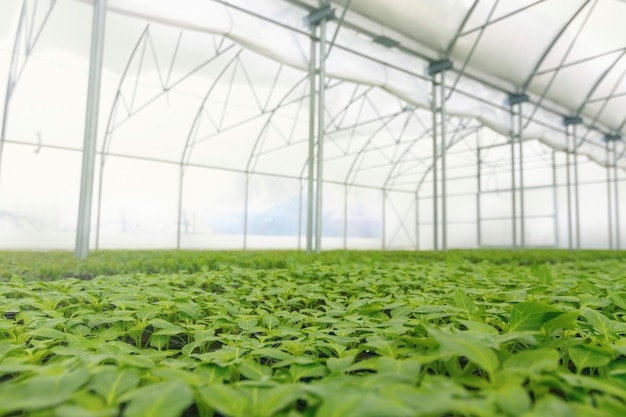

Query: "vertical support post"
<box><xmin>507</xmin><ymin>94</ymin><xmax>528</xmax><ymax>250</ymax></box>
<box><xmin>518</xmin><ymin>114</ymin><xmax>525</xmax><ymax>248</ymax></box>
<box><xmin>314</xmin><ymin>16</ymin><xmax>327</xmax><ymax>254</ymax></box>
<box><xmin>94</xmin><ymin>149</ymin><xmax>109</xmax><ymax>250</ymax></box>
<box><xmin>603</xmin><ymin>134</ymin><xmax>622</xmax><ymax>250</ymax></box>
<box><xmin>440</xmin><ymin>73</ymin><xmax>448</xmax><ymax>251</ymax></box>
<box><xmin>565</xmin><ymin>131</ymin><xmax>573</xmax><ymax>249</ymax></box>
<box><xmin>563</xmin><ymin>116</ymin><xmax>583</xmax><ymax>250</ymax></box>
<box><xmin>298</xmin><ymin>179</ymin><xmax>303</xmax><ymax>250</ymax></box>
<box><xmin>176</xmin><ymin>166</ymin><xmax>184</xmax><ymax>250</ymax></box>
<box><xmin>75</xmin><ymin>0</ymin><xmax>107</xmax><ymax>259</ymax></box>
<box><xmin>382</xmin><ymin>189</ymin><xmax>386</xmax><ymax>250</ymax></box>
<box><xmin>306</xmin><ymin>25</ymin><xmax>317</xmax><ymax>254</ymax></box>
<box><xmin>551</xmin><ymin>150</ymin><xmax>560</xmax><ymax>248</ymax></box>
<box><xmin>305</xmin><ymin>3</ymin><xmax>333</xmax><ymax>254</ymax></box>
<box><xmin>415</xmin><ymin>192</ymin><xmax>420</xmax><ymax>250</ymax></box>
<box><xmin>511</xmin><ymin>133</ymin><xmax>517</xmax><ymax>249</ymax></box>
<box><xmin>431</xmin><ymin>85</ymin><xmax>438</xmax><ymax>252</ymax></box>
<box><xmin>343</xmin><ymin>184</ymin><xmax>348</xmax><ymax>250</ymax></box>
<box><xmin>606</xmin><ymin>139</ymin><xmax>613</xmax><ymax>250</ymax></box>
<box><xmin>573</xmin><ymin>129</ymin><xmax>581</xmax><ymax>250</ymax></box>
<box><xmin>476</xmin><ymin>130</ymin><xmax>482</xmax><ymax>248</ymax></box>
<box><xmin>243</xmin><ymin>175</ymin><xmax>249</xmax><ymax>250</ymax></box>
<box><xmin>613</xmin><ymin>141</ymin><xmax>621</xmax><ymax>250</ymax></box>
<box><xmin>428</xmin><ymin>59</ymin><xmax>451</xmax><ymax>251</ymax></box>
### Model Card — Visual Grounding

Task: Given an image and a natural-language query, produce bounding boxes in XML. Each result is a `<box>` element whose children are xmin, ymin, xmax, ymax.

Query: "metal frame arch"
<box><xmin>575</xmin><ymin>50</ymin><xmax>626</xmax><ymax>116</ymax></box>
<box><xmin>412</xmin><ymin>121</ymin><xmax>478</xmax><ymax>195</ymax></box>
<box><xmin>521</xmin><ymin>0</ymin><xmax>594</xmax><ymax>92</ymax></box>
<box><xmin>93</xmin><ymin>24</ymin><xmax>151</xmax><ymax>249</ymax></box>
<box><xmin>97</xmin><ymin>25</ymin><xmax>150</xmax><ymax>167</ymax></box>
<box><xmin>0</xmin><ymin>0</ymin><xmax>57</xmax><ymax>185</ymax></box>
<box><xmin>444</xmin><ymin>0</ymin><xmax>479</xmax><ymax>58</ymax></box>
<box><xmin>520</xmin><ymin>0</ymin><xmax>597</xmax><ymax>132</ymax></box>
<box><xmin>243</xmin><ymin>75</ymin><xmax>312</xmax><ymax>176</ymax></box>
<box><xmin>175</xmin><ymin>49</ymin><xmax>243</xmax><ymax>249</ymax></box>
<box><xmin>342</xmin><ymin>110</ymin><xmax>413</xmax><ymax>189</ymax></box>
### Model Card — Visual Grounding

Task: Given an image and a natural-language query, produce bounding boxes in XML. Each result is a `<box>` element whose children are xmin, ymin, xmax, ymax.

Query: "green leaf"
<box><xmin>530</xmin><ymin>263</ymin><xmax>553</xmax><ymax>285</ymax></box>
<box><xmin>609</xmin><ymin>293</ymin><xmax>626</xmax><ymax>310</ymax></box>
<box><xmin>246</xmin><ymin>384</ymin><xmax>303</xmax><ymax>417</ymax></box>
<box><xmin>378</xmin><ymin>357</ymin><xmax>421</xmax><ymax>383</ymax></box>
<box><xmin>289</xmin><ymin>363</ymin><xmax>327</xmax><ymax>382</ymax></box>
<box><xmin>239</xmin><ymin>358</ymin><xmax>273</xmax><ymax>381</ymax></box>
<box><xmin>237</xmin><ymin>317</ymin><xmax>258</xmax><ymax>331</ymax></box>
<box><xmin>581</xmin><ymin>307</ymin><xmax>616</xmax><ymax>340</ymax></box>
<box><xmin>542</xmin><ymin>311</ymin><xmax>579</xmax><ymax>335</ymax></box>
<box><xmin>197</xmin><ymin>384</ymin><xmax>250</xmax><ymax>417</ymax></box>
<box><xmin>508</xmin><ymin>302</ymin><xmax>561</xmax><ymax>332</ymax></box>
<box><xmin>494</xmin><ymin>385</ymin><xmax>531</xmax><ymax>416</ymax></box>
<box><xmin>380</xmin><ymin>378</ymin><xmax>495</xmax><ymax>417</ymax></box>
<box><xmin>568</xmin><ymin>345</ymin><xmax>612</xmax><ymax>372</ymax></box>
<box><xmin>429</xmin><ymin>328</ymin><xmax>500</xmax><ymax>375</ymax></box>
<box><xmin>55</xmin><ymin>405</ymin><xmax>118</xmax><ymax>417</ymax></box>
<box><xmin>0</xmin><ymin>368</ymin><xmax>90</xmax><ymax>414</ymax></box>
<box><xmin>123</xmin><ymin>382</ymin><xmax>193</xmax><ymax>417</ymax></box>
<box><xmin>503</xmin><ymin>349</ymin><xmax>560</xmax><ymax>373</ymax></box>
<box><xmin>311</xmin><ymin>388</ymin><xmax>414</xmax><ymax>417</ymax></box>
<box><xmin>523</xmin><ymin>396</ymin><xmax>575</xmax><ymax>417</ymax></box>
<box><xmin>326</xmin><ymin>356</ymin><xmax>355</xmax><ymax>373</ymax></box>
<box><xmin>91</xmin><ymin>368</ymin><xmax>141</xmax><ymax>406</ymax></box>
<box><xmin>454</xmin><ymin>289</ymin><xmax>479</xmax><ymax>316</ymax></box>
<box><xmin>363</xmin><ymin>336</ymin><xmax>398</xmax><ymax>358</ymax></box>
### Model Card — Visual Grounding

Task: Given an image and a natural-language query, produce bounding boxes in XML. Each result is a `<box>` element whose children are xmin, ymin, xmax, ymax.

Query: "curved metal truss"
<box><xmin>0</xmin><ymin>0</ymin><xmax>623</xmax><ymax>254</ymax></box>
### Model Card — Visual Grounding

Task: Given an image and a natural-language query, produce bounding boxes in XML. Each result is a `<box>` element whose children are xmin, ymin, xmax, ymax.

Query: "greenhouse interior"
<box><xmin>1</xmin><ymin>2</ymin><xmax>626</xmax><ymax>416</ymax></box>
<box><xmin>0</xmin><ymin>0</ymin><xmax>624</xmax><ymax>255</ymax></box>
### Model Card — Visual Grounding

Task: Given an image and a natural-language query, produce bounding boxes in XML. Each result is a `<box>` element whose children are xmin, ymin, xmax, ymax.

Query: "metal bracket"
<box><xmin>373</xmin><ymin>35</ymin><xmax>400</xmax><ymax>48</ymax></box>
<box><xmin>563</xmin><ymin>116</ymin><xmax>583</xmax><ymax>126</ymax></box>
<box><xmin>604</xmin><ymin>134</ymin><xmax>622</xmax><ymax>142</ymax></box>
<box><xmin>304</xmin><ymin>5</ymin><xmax>335</xmax><ymax>28</ymax></box>
<box><xmin>428</xmin><ymin>59</ymin><xmax>452</xmax><ymax>75</ymax></box>
<box><xmin>508</xmin><ymin>93</ymin><xmax>529</xmax><ymax>105</ymax></box>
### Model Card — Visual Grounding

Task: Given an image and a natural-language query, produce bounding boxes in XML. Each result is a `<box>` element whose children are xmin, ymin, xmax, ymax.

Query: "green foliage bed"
<box><xmin>0</xmin><ymin>250</ymin><xmax>625</xmax><ymax>416</ymax></box>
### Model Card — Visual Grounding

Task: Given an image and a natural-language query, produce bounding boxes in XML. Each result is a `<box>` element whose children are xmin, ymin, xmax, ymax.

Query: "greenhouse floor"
<box><xmin>1</xmin><ymin>250</ymin><xmax>625</xmax><ymax>417</ymax></box>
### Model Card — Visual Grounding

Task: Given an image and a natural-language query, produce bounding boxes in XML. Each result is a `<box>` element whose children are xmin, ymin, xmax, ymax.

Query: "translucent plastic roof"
<box><xmin>0</xmin><ymin>0</ymin><xmax>624</xmax><ymax>251</ymax></box>
<box><xmin>86</xmin><ymin>0</ymin><xmax>625</xmax><ymax>168</ymax></box>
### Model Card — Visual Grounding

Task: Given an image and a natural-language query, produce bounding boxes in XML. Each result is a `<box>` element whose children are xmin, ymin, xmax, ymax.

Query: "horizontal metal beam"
<box><xmin>604</xmin><ymin>134</ymin><xmax>622</xmax><ymax>142</ymax></box>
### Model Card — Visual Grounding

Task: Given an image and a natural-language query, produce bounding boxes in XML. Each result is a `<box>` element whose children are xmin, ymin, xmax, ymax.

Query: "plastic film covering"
<box><xmin>0</xmin><ymin>0</ymin><xmax>624</xmax><ymax>250</ymax></box>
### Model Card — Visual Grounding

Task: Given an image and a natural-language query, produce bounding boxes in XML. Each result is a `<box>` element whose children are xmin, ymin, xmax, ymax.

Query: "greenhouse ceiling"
<box><xmin>0</xmin><ymin>0</ymin><xmax>624</xmax><ymax>255</ymax></box>
<box><xmin>93</xmin><ymin>0</ymin><xmax>626</xmax><ymax>162</ymax></box>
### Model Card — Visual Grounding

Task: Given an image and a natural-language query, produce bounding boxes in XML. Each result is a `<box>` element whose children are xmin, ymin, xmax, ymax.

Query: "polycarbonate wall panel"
<box><xmin>577</xmin><ymin>182</ymin><xmax>611</xmax><ymax>249</ymax></box>
<box><xmin>96</xmin><ymin>157</ymin><xmax>178</xmax><ymax>249</ymax></box>
<box><xmin>246</xmin><ymin>175</ymin><xmax>300</xmax><ymax>249</ymax></box>
<box><xmin>384</xmin><ymin>191</ymin><xmax>416</xmax><ymax>250</ymax></box>
<box><xmin>178</xmin><ymin>167</ymin><xmax>245</xmax><ymax>250</ymax></box>
<box><xmin>320</xmin><ymin>182</ymin><xmax>349</xmax><ymax>250</ymax></box>
<box><xmin>481</xmin><ymin>219</ymin><xmax>514</xmax><ymax>248</ymax></box>
<box><xmin>523</xmin><ymin>218</ymin><xmax>556</xmax><ymax>247</ymax></box>
<box><xmin>0</xmin><ymin>144</ymin><xmax>81</xmax><ymax>249</ymax></box>
<box><xmin>448</xmin><ymin>224</ymin><xmax>477</xmax><ymax>249</ymax></box>
<box><xmin>345</xmin><ymin>186</ymin><xmax>382</xmax><ymax>249</ymax></box>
